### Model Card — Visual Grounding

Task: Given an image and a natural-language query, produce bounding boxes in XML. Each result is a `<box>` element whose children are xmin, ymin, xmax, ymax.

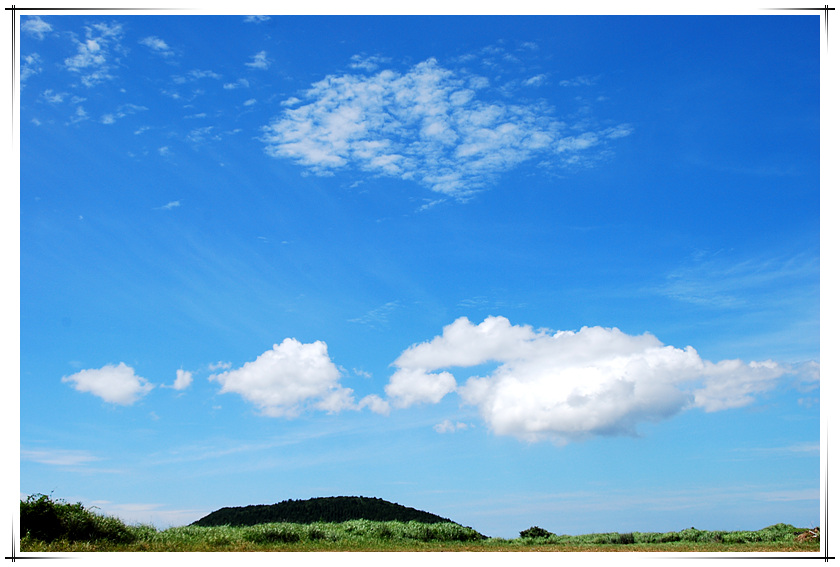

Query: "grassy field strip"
<box><xmin>19</xmin><ymin>494</ymin><xmax>821</xmax><ymax>553</ymax></box>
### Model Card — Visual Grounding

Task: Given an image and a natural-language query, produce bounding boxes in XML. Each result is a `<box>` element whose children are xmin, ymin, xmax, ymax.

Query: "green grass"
<box><xmin>19</xmin><ymin>494</ymin><xmax>822</xmax><ymax>552</ymax></box>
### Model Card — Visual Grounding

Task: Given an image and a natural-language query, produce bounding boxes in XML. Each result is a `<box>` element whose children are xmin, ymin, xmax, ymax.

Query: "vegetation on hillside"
<box><xmin>191</xmin><ymin>495</ymin><xmax>454</xmax><ymax>527</ymax></box>
<box><xmin>19</xmin><ymin>494</ymin><xmax>821</xmax><ymax>552</ymax></box>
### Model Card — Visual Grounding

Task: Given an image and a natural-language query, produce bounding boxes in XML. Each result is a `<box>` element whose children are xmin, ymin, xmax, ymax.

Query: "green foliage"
<box><xmin>192</xmin><ymin>495</ymin><xmax>453</xmax><ymax>527</ymax></box>
<box><xmin>520</xmin><ymin>526</ymin><xmax>554</xmax><ymax>539</ymax></box>
<box><xmin>20</xmin><ymin>494</ymin><xmax>136</xmax><ymax>544</ymax></box>
<box><xmin>19</xmin><ymin>493</ymin><xmax>818</xmax><ymax>552</ymax></box>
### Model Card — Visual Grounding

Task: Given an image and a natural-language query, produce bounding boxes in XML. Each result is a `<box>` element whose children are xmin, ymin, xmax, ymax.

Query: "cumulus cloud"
<box><xmin>262</xmin><ymin>57</ymin><xmax>631</xmax><ymax>199</ymax></box>
<box><xmin>209</xmin><ymin>338</ymin><xmax>355</xmax><ymax>418</ymax></box>
<box><xmin>172</xmin><ymin>369</ymin><xmax>193</xmax><ymax>390</ymax></box>
<box><xmin>385</xmin><ymin>368</ymin><xmax>457</xmax><ymax>409</ymax></box>
<box><xmin>64</xmin><ymin>21</ymin><xmax>124</xmax><ymax>87</ymax></box>
<box><xmin>385</xmin><ymin>316</ymin><xmax>807</xmax><ymax>444</ymax></box>
<box><xmin>358</xmin><ymin>394</ymin><xmax>390</xmax><ymax>415</ymax></box>
<box><xmin>22</xmin><ymin>16</ymin><xmax>52</xmax><ymax>40</ymax></box>
<box><xmin>62</xmin><ymin>362</ymin><xmax>154</xmax><ymax>405</ymax></box>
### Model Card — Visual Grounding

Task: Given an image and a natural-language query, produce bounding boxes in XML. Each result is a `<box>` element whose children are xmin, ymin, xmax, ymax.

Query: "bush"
<box><xmin>244</xmin><ymin>524</ymin><xmax>301</xmax><ymax>544</ymax></box>
<box><xmin>615</xmin><ymin>532</ymin><xmax>635</xmax><ymax>545</ymax></box>
<box><xmin>520</xmin><ymin>526</ymin><xmax>554</xmax><ymax>539</ymax></box>
<box><xmin>20</xmin><ymin>494</ymin><xmax>136</xmax><ymax>544</ymax></box>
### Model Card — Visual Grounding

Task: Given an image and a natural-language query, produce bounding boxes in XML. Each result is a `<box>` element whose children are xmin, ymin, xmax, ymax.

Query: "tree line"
<box><xmin>191</xmin><ymin>496</ymin><xmax>455</xmax><ymax>527</ymax></box>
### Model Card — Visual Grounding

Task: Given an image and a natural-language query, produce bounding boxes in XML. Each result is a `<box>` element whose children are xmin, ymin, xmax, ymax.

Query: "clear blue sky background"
<box><xmin>17</xmin><ymin>11</ymin><xmax>821</xmax><ymax>538</ymax></box>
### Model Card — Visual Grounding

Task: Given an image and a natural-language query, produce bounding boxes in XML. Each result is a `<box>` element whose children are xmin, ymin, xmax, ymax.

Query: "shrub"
<box><xmin>375</xmin><ymin>523</ymin><xmax>394</xmax><ymax>539</ymax></box>
<box><xmin>520</xmin><ymin>526</ymin><xmax>554</xmax><ymax>539</ymax></box>
<box><xmin>615</xmin><ymin>532</ymin><xmax>635</xmax><ymax>545</ymax></box>
<box><xmin>20</xmin><ymin>494</ymin><xmax>135</xmax><ymax>544</ymax></box>
<box><xmin>244</xmin><ymin>524</ymin><xmax>301</xmax><ymax>544</ymax></box>
<box><xmin>405</xmin><ymin>521</ymin><xmax>435</xmax><ymax>542</ymax></box>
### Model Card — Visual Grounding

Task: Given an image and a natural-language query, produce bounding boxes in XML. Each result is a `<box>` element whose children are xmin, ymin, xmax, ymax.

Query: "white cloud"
<box><xmin>384</xmin><ymin>367</ymin><xmax>457</xmax><ymax>409</ymax></box>
<box><xmin>158</xmin><ymin>146</ymin><xmax>171</xmax><ymax>156</ymax></box>
<box><xmin>172</xmin><ymin>369</ymin><xmax>193</xmax><ymax>390</ymax></box>
<box><xmin>64</xmin><ymin>22</ymin><xmax>123</xmax><ymax>87</ymax></box>
<box><xmin>434</xmin><ymin>419</ymin><xmax>469</xmax><ymax>433</ymax></box>
<box><xmin>22</xmin><ymin>16</ymin><xmax>52</xmax><ymax>40</ymax></box>
<box><xmin>523</xmin><ymin>74</ymin><xmax>547</xmax><ymax>87</ymax></box>
<box><xmin>101</xmin><ymin>114</ymin><xmax>115</xmax><ymax>124</ymax></box>
<box><xmin>139</xmin><ymin>35</ymin><xmax>173</xmax><ymax>56</ymax></box>
<box><xmin>21</xmin><ymin>53</ymin><xmax>43</xmax><ymax>84</ymax></box>
<box><xmin>690</xmin><ymin>360</ymin><xmax>785</xmax><ymax>411</ymax></box>
<box><xmin>156</xmin><ymin>200</ymin><xmax>180</xmax><ymax>210</ymax></box>
<box><xmin>21</xmin><ymin>448</ymin><xmax>101</xmax><ymax>467</ymax></box>
<box><xmin>359</xmin><ymin>395</ymin><xmax>391</xmax><ymax>415</ymax></box>
<box><xmin>349</xmin><ymin>54</ymin><xmax>389</xmax><ymax>72</ymax></box>
<box><xmin>70</xmin><ymin>105</ymin><xmax>89</xmax><ymax>123</ymax></box>
<box><xmin>262</xmin><ymin>57</ymin><xmax>629</xmax><ymax>199</ymax></box>
<box><xmin>386</xmin><ymin>316</ymin><xmax>806</xmax><ymax>445</ymax></box>
<box><xmin>244</xmin><ymin>98</ymin><xmax>257</xmax><ymax>106</ymax></box>
<box><xmin>174</xmin><ymin>69</ymin><xmax>222</xmax><ymax>84</ymax></box>
<box><xmin>186</xmin><ymin>126</ymin><xmax>219</xmax><ymax>144</ymax></box>
<box><xmin>348</xmin><ymin>300</ymin><xmax>401</xmax><ymax>327</ymax></box>
<box><xmin>224</xmin><ymin>78</ymin><xmax>250</xmax><ymax>89</ymax></box>
<box><xmin>209</xmin><ymin>338</ymin><xmax>355</xmax><ymax>418</ymax></box>
<box><xmin>658</xmin><ymin>250</ymin><xmax>818</xmax><ymax>309</ymax></box>
<box><xmin>62</xmin><ymin>362</ymin><xmax>154</xmax><ymax>405</ymax></box>
<box><xmin>41</xmin><ymin>89</ymin><xmax>67</xmax><ymax>104</ymax></box>
<box><xmin>246</xmin><ymin>51</ymin><xmax>270</xmax><ymax>70</ymax></box>
<box><xmin>244</xmin><ymin>15</ymin><xmax>271</xmax><ymax>23</ymax></box>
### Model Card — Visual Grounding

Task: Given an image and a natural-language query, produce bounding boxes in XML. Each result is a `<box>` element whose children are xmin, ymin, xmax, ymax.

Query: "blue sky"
<box><xmin>15</xmin><ymin>9</ymin><xmax>825</xmax><ymax>541</ymax></box>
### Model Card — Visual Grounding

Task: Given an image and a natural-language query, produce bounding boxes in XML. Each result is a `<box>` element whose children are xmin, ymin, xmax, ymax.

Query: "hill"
<box><xmin>191</xmin><ymin>496</ymin><xmax>455</xmax><ymax>527</ymax></box>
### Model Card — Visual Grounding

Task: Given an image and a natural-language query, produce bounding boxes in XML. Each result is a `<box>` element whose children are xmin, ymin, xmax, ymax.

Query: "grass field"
<box><xmin>19</xmin><ymin>494</ymin><xmax>822</xmax><ymax>553</ymax></box>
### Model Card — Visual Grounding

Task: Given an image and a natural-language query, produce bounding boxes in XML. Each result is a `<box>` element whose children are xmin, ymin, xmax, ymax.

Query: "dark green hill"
<box><xmin>191</xmin><ymin>496</ymin><xmax>455</xmax><ymax>527</ymax></box>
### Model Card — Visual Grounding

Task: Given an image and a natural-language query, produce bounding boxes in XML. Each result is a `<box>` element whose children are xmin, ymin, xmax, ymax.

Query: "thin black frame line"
<box><xmin>6</xmin><ymin>525</ymin><xmax>76</xmax><ymax>561</ymax></box>
<box><xmin>763</xmin><ymin>5</ymin><xmax>833</xmax><ymax>47</ymax></box>
<box><xmin>10</xmin><ymin>5</ymin><xmax>14</xmax><ymax>139</ymax></box>
<box><xmin>5</xmin><ymin>6</ymin><xmax>182</xmax><ymax>10</ymax></box>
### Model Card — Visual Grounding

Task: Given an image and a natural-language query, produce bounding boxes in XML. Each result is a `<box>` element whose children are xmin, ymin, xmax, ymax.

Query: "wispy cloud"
<box><xmin>434</xmin><ymin>419</ymin><xmax>469</xmax><ymax>433</ymax></box>
<box><xmin>64</xmin><ymin>21</ymin><xmax>124</xmax><ymax>87</ymax></box>
<box><xmin>245</xmin><ymin>51</ymin><xmax>270</xmax><ymax>70</ymax></box>
<box><xmin>224</xmin><ymin>78</ymin><xmax>250</xmax><ymax>89</ymax></box>
<box><xmin>244</xmin><ymin>15</ymin><xmax>271</xmax><ymax>23</ymax></box>
<box><xmin>348</xmin><ymin>300</ymin><xmax>401</xmax><ymax>327</ymax></box>
<box><xmin>658</xmin><ymin>250</ymin><xmax>819</xmax><ymax>309</ymax></box>
<box><xmin>263</xmin><ymin>57</ymin><xmax>631</xmax><ymax>199</ymax></box>
<box><xmin>41</xmin><ymin>89</ymin><xmax>67</xmax><ymax>104</ymax></box>
<box><xmin>173</xmin><ymin>69</ymin><xmax>222</xmax><ymax>84</ymax></box>
<box><xmin>101</xmin><ymin>103</ymin><xmax>148</xmax><ymax>125</ymax></box>
<box><xmin>349</xmin><ymin>54</ymin><xmax>390</xmax><ymax>72</ymax></box>
<box><xmin>155</xmin><ymin>200</ymin><xmax>180</xmax><ymax>210</ymax></box>
<box><xmin>87</xmin><ymin>500</ymin><xmax>207</xmax><ymax>529</ymax></box>
<box><xmin>21</xmin><ymin>53</ymin><xmax>43</xmax><ymax>85</ymax></box>
<box><xmin>139</xmin><ymin>35</ymin><xmax>173</xmax><ymax>57</ymax></box>
<box><xmin>22</xmin><ymin>16</ymin><xmax>52</xmax><ymax>40</ymax></box>
<box><xmin>21</xmin><ymin>448</ymin><xmax>101</xmax><ymax>467</ymax></box>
